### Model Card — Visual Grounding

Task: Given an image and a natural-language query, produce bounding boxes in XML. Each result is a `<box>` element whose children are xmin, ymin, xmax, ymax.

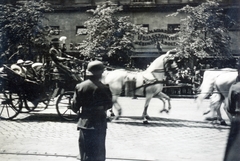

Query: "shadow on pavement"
<box><xmin>13</xmin><ymin>113</ymin><xmax>78</xmax><ymax>123</ymax></box>
<box><xmin>111</xmin><ymin>116</ymin><xmax>230</xmax><ymax>130</ymax></box>
<box><xmin>12</xmin><ymin>113</ymin><xmax>230</xmax><ymax>131</ymax></box>
<box><xmin>0</xmin><ymin>152</ymin><xmax>154</xmax><ymax>161</ymax></box>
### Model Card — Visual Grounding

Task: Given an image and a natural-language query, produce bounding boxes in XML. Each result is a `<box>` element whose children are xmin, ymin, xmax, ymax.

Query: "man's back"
<box><xmin>224</xmin><ymin>81</ymin><xmax>240</xmax><ymax>161</ymax></box>
<box><xmin>228</xmin><ymin>82</ymin><xmax>240</xmax><ymax>114</ymax></box>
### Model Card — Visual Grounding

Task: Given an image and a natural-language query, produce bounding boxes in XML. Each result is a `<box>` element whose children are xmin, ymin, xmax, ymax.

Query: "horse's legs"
<box><xmin>205</xmin><ymin>93</ymin><xmax>221</xmax><ymax>121</ymax></box>
<box><xmin>222</xmin><ymin>98</ymin><xmax>233</xmax><ymax>124</ymax></box>
<box><xmin>158</xmin><ymin>92</ymin><xmax>171</xmax><ymax>113</ymax></box>
<box><xmin>112</xmin><ymin>95</ymin><xmax>122</xmax><ymax>120</ymax></box>
<box><xmin>214</xmin><ymin>99</ymin><xmax>229</xmax><ymax>126</ymax></box>
<box><xmin>215</xmin><ymin>103</ymin><xmax>226</xmax><ymax>125</ymax></box>
<box><xmin>205</xmin><ymin>94</ymin><xmax>228</xmax><ymax>125</ymax></box>
<box><xmin>142</xmin><ymin>96</ymin><xmax>152</xmax><ymax>123</ymax></box>
<box><xmin>159</xmin><ymin>97</ymin><xmax>166</xmax><ymax>112</ymax></box>
<box><xmin>196</xmin><ymin>93</ymin><xmax>211</xmax><ymax>115</ymax></box>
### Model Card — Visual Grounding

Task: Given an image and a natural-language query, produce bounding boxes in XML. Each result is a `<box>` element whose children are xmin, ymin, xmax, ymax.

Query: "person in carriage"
<box><xmin>11</xmin><ymin>59</ymin><xmax>41</xmax><ymax>83</ymax></box>
<box><xmin>22</xmin><ymin>60</ymin><xmax>41</xmax><ymax>82</ymax></box>
<box><xmin>46</xmin><ymin>38</ymin><xmax>81</xmax><ymax>82</ymax></box>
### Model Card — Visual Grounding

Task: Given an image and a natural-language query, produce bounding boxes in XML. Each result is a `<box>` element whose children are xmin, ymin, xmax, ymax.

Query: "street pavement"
<box><xmin>0</xmin><ymin>97</ymin><xmax>230</xmax><ymax>161</ymax></box>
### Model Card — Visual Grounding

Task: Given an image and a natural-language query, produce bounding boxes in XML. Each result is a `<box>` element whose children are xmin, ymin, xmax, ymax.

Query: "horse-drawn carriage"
<box><xmin>0</xmin><ymin>59</ymin><xmax>83</xmax><ymax>121</ymax></box>
<box><xmin>0</xmin><ymin>49</ymin><xmax>190</xmax><ymax>123</ymax></box>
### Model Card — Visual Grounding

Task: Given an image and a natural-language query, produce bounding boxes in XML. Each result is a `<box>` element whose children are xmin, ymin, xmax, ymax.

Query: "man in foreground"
<box><xmin>72</xmin><ymin>60</ymin><xmax>113</xmax><ymax>161</ymax></box>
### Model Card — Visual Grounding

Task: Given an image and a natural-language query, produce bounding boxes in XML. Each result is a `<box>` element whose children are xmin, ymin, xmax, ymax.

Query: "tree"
<box><xmin>168</xmin><ymin>0</ymin><xmax>234</xmax><ymax>66</ymax></box>
<box><xmin>79</xmin><ymin>1</ymin><xmax>144</xmax><ymax>67</ymax></box>
<box><xmin>0</xmin><ymin>0</ymin><xmax>52</xmax><ymax>64</ymax></box>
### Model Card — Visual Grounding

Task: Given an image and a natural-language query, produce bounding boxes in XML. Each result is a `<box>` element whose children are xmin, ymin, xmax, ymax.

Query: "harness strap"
<box><xmin>135</xmin><ymin>80</ymin><xmax>167</xmax><ymax>90</ymax></box>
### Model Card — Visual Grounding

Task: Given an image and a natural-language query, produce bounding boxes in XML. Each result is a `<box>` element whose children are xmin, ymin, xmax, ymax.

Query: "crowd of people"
<box><xmin>165</xmin><ymin>66</ymin><xmax>202</xmax><ymax>95</ymax></box>
<box><xmin>5</xmin><ymin>37</ymin><xmax>85</xmax><ymax>86</ymax></box>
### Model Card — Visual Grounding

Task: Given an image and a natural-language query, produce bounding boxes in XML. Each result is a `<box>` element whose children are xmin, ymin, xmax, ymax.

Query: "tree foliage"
<box><xmin>79</xmin><ymin>1</ymin><xmax>144</xmax><ymax>67</ymax></box>
<box><xmin>168</xmin><ymin>0</ymin><xmax>234</xmax><ymax>60</ymax></box>
<box><xmin>0</xmin><ymin>0</ymin><xmax>52</xmax><ymax>63</ymax></box>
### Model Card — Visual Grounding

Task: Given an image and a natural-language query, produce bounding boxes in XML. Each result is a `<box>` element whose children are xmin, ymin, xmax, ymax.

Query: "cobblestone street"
<box><xmin>0</xmin><ymin>97</ymin><xmax>230</xmax><ymax>161</ymax></box>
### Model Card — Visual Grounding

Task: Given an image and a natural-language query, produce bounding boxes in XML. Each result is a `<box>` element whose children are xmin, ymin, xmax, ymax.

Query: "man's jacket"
<box><xmin>228</xmin><ymin>81</ymin><xmax>240</xmax><ymax>115</ymax></box>
<box><xmin>72</xmin><ymin>79</ymin><xmax>112</xmax><ymax>129</ymax></box>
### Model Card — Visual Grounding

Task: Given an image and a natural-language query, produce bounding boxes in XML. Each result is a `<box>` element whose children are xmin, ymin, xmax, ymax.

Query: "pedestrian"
<box><xmin>223</xmin><ymin>65</ymin><xmax>240</xmax><ymax>161</ymax></box>
<box><xmin>156</xmin><ymin>41</ymin><xmax>162</xmax><ymax>53</ymax></box>
<box><xmin>71</xmin><ymin>60</ymin><xmax>113</xmax><ymax>161</ymax></box>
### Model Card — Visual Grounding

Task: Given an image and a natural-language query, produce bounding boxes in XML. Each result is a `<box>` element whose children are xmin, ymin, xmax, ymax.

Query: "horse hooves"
<box><xmin>205</xmin><ymin>116</ymin><xmax>218</xmax><ymax>121</ymax></box>
<box><xmin>220</xmin><ymin>120</ymin><xmax>228</xmax><ymax>126</ymax></box>
<box><xmin>118</xmin><ymin>109</ymin><xmax>122</xmax><ymax>116</ymax></box>
<box><xmin>143</xmin><ymin>119</ymin><xmax>148</xmax><ymax>124</ymax></box>
<box><xmin>113</xmin><ymin>116</ymin><xmax>120</xmax><ymax>120</ymax></box>
<box><xmin>160</xmin><ymin>109</ymin><xmax>169</xmax><ymax>113</ymax></box>
<box><xmin>143</xmin><ymin>115</ymin><xmax>151</xmax><ymax>120</ymax></box>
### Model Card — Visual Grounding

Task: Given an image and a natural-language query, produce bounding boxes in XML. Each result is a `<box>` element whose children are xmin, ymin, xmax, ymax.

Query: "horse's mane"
<box><xmin>146</xmin><ymin>53</ymin><xmax>166</xmax><ymax>72</ymax></box>
<box><xmin>146</xmin><ymin>49</ymin><xmax>175</xmax><ymax>72</ymax></box>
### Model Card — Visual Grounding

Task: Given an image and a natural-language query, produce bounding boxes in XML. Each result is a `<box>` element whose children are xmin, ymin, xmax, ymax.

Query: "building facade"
<box><xmin>42</xmin><ymin>0</ymin><xmax>240</xmax><ymax>68</ymax></box>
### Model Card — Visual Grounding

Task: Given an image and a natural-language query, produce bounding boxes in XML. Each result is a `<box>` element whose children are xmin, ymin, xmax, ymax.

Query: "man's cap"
<box><xmin>86</xmin><ymin>60</ymin><xmax>105</xmax><ymax>76</ymax></box>
<box><xmin>51</xmin><ymin>38</ymin><xmax>60</xmax><ymax>44</ymax></box>
<box><xmin>16</xmin><ymin>59</ymin><xmax>24</xmax><ymax>65</ymax></box>
<box><xmin>59</xmin><ymin>36</ymin><xmax>67</xmax><ymax>42</ymax></box>
<box><xmin>17</xmin><ymin>45</ymin><xmax>23</xmax><ymax>49</ymax></box>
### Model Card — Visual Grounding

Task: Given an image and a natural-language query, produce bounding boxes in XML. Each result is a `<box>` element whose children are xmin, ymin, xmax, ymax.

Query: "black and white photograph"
<box><xmin>0</xmin><ymin>0</ymin><xmax>240</xmax><ymax>161</ymax></box>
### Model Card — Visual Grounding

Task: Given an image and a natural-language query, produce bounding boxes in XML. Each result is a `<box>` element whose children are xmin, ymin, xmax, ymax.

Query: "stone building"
<box><xmin>2</xmin><ymin>0</ymin><xmax>240</xmax><ymax>68</ymax></box>
<box><xmin>42</xmin><ymin>0</ymin><xmax>240</xmax><ymax>68</ymax></box>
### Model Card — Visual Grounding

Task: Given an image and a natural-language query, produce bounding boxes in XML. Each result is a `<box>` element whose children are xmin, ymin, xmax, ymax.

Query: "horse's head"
<box><xmin>146</xmin><ymin>49</ymin><xmax>178</xmax><ymax>82</ymax></box>
<box><xmin>164</xmin><ymin>55</ymin><xmax>178</xmax><ymax>82</ymax></box>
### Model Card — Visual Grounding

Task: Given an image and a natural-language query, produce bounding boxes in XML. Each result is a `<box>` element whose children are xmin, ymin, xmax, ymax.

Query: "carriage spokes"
<box><xmin>0</xmin><ymin>90</ymin><xmax>22</xmax><ymax>120</ymax></box>
<box><xmin>0</xmin><ymin>58</ymin><xmax>84</xmax><ymax>120</ymax></box>
<box><xmin>56</xmin><ymin>91</ymin><xmax>78</xmax><ymax>121</ymax></box>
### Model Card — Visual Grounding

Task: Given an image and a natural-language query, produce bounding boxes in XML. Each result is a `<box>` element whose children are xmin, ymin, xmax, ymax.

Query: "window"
<box><xmin>50</xmin><ymin>26</ymin><xmax>60</xmax><ymax>35</ymax></box>
<box><xmin>137</xmin><ymin>24</ymin><xmax>149</xmax><ymax>33</ymax></box>
<box><xmin>76</xmin><ymin>26</ymin><xmax>87</xmax><ymax>35</ymax></box>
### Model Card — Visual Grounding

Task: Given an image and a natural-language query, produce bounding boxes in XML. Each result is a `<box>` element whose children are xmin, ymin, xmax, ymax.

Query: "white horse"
<box><xmin>196</xmin><ymin>68</ymin><xmax>236</xmax><ymax>110</ymax></box>
<box><xmin>196</xmin><ymin>68</ymin><xmax>237</xmax><ymax>125</ymax></box>
<box><xmin>102</xmin><ymin>49</ymin><xmax>178</xmax><ymax>123</ymax></box>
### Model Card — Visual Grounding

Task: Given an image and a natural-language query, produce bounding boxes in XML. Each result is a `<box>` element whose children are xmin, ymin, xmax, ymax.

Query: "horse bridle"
<box><xmin>151</xmin><ymin>56</ymin><xmax>177</xmax><ymax>81</ymax></box>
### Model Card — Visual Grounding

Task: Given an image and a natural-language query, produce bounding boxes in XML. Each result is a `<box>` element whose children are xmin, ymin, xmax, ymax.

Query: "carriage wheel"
<box><xmin>20</xmin><ymin>98</ymin><xmax>39</xmax><ymax>113</ymax></box>
<box><xmin>56</xmin><ymin>91</ymin><xmax>78</xmax><ymax>121</ymax></box>
<box><xmin>0</xmin><ymin>91</ymin><xmax>22</xmax><ymax>120</ymax></box>
<box><xmin>20</xmin><ymin>84</ymin><xmax>55</xmax><ymax>113</ymax></box>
